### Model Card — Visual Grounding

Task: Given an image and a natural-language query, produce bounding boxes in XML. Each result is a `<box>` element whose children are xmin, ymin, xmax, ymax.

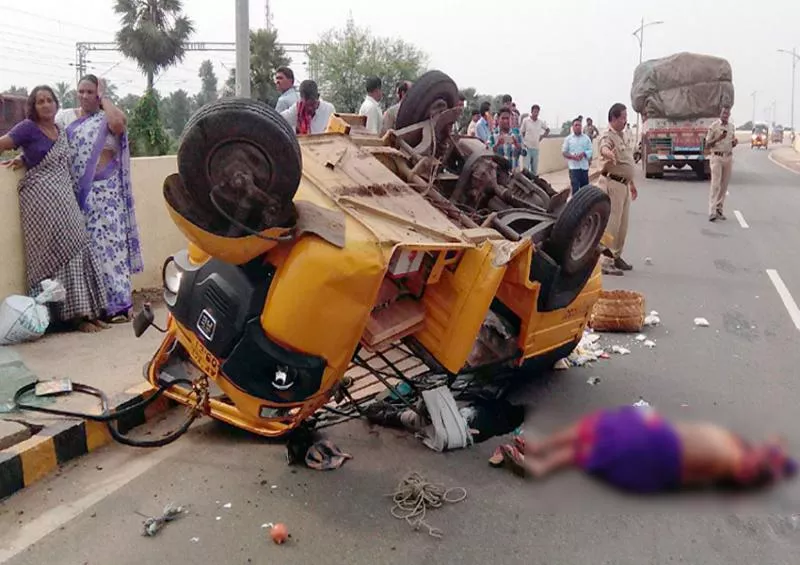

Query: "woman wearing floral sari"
<box><xmin>0</xmin><ymin>86</ymin><xmax>108</xmax><ymax>332</ymax></box>
<box><xmin>56</xmin><ymin>74</ymin><xmax>143</xmax><ymax>323</ymax></box>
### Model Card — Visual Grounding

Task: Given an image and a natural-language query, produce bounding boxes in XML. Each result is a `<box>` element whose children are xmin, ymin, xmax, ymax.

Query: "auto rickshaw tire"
<box><xmin>395</xmin><ymin>70</ymin><xmax>459</xmax><ymax>131</ymax></box>
<box><xmin>544</xmin><ymin>185</ymin><xmax>610</xmax><ymax>276</ymax></box>
<box><xmin>176</xmin><ymin>98</ymin><xmax>302</xmax><ymax>234</ymax></box>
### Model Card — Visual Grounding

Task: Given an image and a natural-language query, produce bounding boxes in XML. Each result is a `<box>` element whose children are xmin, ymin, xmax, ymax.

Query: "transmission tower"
<box><xmin>75</xmin><ymin>40</ymin><xmax>309</xmax><ymax>85</ymax></box>
<box><xmin>265</xmin><ymin>0</ymin><xmax>273</xmax><ymax>30</ymax></box>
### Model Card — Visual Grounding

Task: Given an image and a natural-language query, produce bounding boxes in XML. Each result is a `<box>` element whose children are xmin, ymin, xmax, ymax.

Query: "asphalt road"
<box><xmin>2</xmin><ymin>146</ymin><xmax>800</xmax><ymax>565</ymax></box>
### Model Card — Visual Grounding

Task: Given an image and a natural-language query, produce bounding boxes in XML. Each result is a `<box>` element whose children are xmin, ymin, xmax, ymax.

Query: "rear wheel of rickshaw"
<box><xmin>175</xmin><ymin>98</ymin><xmax>302</xmax><ymax>236</ymax></box>
<box><xmin>395</xmin><ymin>70</ymin><xmax>459</xmax><ymax>144</ymax></box>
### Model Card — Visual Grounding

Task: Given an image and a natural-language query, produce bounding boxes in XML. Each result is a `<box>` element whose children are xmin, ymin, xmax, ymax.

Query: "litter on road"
<box><xmin>389</xmin><ymin>472</ymin><xmax>467</xmax><ymax>539</ymax></box>
<box><xmin>141</xmin><ymin>503</ymin><xmax>188</xmax><ymax>537</ymax></box>
<box><xmin>694</xmin><ymin>317</ymin><xmax>710</xmax><ymax>327</ymax></box>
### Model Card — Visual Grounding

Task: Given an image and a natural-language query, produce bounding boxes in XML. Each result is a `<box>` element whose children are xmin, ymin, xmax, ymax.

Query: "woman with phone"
<box><xmin>56</xmin><ymin>74</ymin><xmax>143</xmax><ymax>324</ymax></box>
<box><xmin>0</xmin><ymin>86</ymin><xmax>108</xmax><ymax>332</ymax></box>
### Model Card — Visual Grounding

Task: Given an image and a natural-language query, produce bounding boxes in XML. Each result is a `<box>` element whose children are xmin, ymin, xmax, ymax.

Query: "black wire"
<box><xmin>13</xmin><ymin>379</ymin><xmax>200</xmax><ymax>448</ymax></box>
<box><xmin>208</xmin><ymin>189</ymin><xmax>295</xmax><ymax>243</ymax></box>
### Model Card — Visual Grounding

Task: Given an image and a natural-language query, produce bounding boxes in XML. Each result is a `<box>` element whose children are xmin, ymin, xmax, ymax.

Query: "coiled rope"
<box><xmin>389</xmin><ymin>472</ymin><xmax>467</xmax><ymax>538</ymax></box>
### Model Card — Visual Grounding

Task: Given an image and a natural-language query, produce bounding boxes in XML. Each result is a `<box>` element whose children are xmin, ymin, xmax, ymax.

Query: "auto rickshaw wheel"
<box><xmin>395</xmin><ymin>70</ymin><xmax>459</xmax><ymax>143</ymax></box>
<box><xmin>175</xmin><ymin>98</ymin><xmax>302</xmax><ymax>236</ymax></box>
<box><xmin>544</xmin><ymin>185</ymin><xmax>610</xmax><ymax>276</ymax></box>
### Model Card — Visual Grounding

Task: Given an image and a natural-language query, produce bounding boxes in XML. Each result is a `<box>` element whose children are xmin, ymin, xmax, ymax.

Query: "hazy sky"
<box><xmin>1</xmin><ymin>0</ymin><xmax>798</xmax><ymax>127</ymax></box>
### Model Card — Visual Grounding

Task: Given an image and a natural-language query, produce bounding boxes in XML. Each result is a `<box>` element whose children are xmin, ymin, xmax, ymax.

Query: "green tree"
<box><xmin>737</xmin><ymin>121</ymin><xmax>753</xmax><ymax>131</ymax></box>
<box><xmin>3</xmin><ymin>86</ymin><xmax>28</xmax><ymax>97</ymax></box>
<box><xmin>195</xmin><ymin>59</ymin><xmax>218</xmax><ymax>108</ymax></box>
<box><xmin>249</xmin><ymin>28</ymin><xmax>290</xmax><ymax>106</ymax></box>
<box><xmin>114</xmin><ymin>0</ymin><xmax>195</xmax><ymax>91</ymax></box>
<box><xmin>307</xmin><ymin>17</ymin><xmax>428</xmax><ymax>113</ymax></box>
<box><xmin>54</xmin><ymin>81</ymin><xmax>77</xmax><ymax>108</ymax></box>
<box><xmin>222</xmin><ymin>68</ymin><xmax>236</xmax><ymax>98</ymax></box>
<box><xmin>160</xmin><ymin>88</ymin><xmax>192</xmax><ymax>136</ymax></box>
<box><xmin>118</xmin><ymin>93</ymin><xmax>142</xmax><ymax>116</ymax></box>
<box><xmin>220</xmin><ymin>29</ymin><xmax>290</xmax><ymax>104</ymax></box>
<box><xmin>128</xmin><ymin>89</ymin><xmax>171</xmax><ymax>156</ymax></box>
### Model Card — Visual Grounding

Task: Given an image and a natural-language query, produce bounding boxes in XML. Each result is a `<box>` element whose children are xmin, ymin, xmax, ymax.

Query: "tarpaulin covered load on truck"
<box><xmin>631</xmin><ymin>52</ymin><xmax>734</xmax><ymax>120</ymax></box>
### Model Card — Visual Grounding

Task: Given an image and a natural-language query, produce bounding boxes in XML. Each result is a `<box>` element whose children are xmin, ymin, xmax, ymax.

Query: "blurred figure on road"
<box><xmin>359</xmin><ymin>76</ymin><xmax>384</xmax><ymax>135</ymax></box>
<box><xmin>520</xmin><ymin>104</ymin><xmax>550</xmax><ymax>176</ymax></box>
<box><xmin>274</xmin><ymin>67</ymin><xmax>299</xmax><ymax>113</ymax></box>
<box><xmin>597</xmin><ymin>103</ymin><xmax>638</xmax><ymax>276</ymax></box>
<box><xmin>561</xmin><ymin>117</ymin><xmax>592</xmax><ymax>195</ymax></box>
<box><xmin>705</xmin><ymin>106</ymin><xmax>737</xmax><ymax>222</ymax></box>
<box><xmin>490</xmin><ymin>404</ymin><xmax>796</xmax><ymax>494</ymax></box>
<box><xmin>381</xmin><ymin>80</ymin><xmax>412</xmax><ymax>135</ymax></box>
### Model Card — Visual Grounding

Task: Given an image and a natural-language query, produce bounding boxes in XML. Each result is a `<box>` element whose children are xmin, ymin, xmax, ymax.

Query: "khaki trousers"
<box><xmin>597</xmin><ymin>175</ymin><xmax>631</xmax><ymax>264</ymax></box>
<box><xmin>708</xmin><ymin>154</ymin><xmax>732</xmax><ymax>216</ymax></box>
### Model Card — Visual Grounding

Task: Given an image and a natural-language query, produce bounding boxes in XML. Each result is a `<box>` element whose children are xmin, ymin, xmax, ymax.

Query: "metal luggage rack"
<box><xmin>309</xmin><ymin>339</ymin><xmax>521</xmax><ymax>430</ymax></box>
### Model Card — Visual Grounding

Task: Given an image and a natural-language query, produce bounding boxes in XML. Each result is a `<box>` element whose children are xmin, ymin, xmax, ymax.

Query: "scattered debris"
<box><xmin>305</xmin><ymin>440</ymin><xmax>353</xmax><ymax>470</ymax></box>
<box><xmin>222</xmin><ymin>503</ymin><xmax>232</xmax><ymax>509</ymax></box>
<box><xmin>190</xmin><ymin>537</ymin><xmax>199</xmax><ymax>543</ymax></box>
<box><xmin>390</xmin><ymin>472</ymin><xmax>467</xmax><ymax>538</ymax></box>
<box><xmin>215</xmin><ymin>516</ymin><xmax>221</xmax><ymax>521</ymax></box>
<box><xmin>635</xmin><ymin>334</ymin><xmax>647</xmax><ymax>342</ymax></box>
<box><xmin>644</xmin><ymin>311</ymin><xmax>661</xmax><ymax>326</ymax></box>
<box><xmin>586</xmin><ymin>377</ymin><xmax>601</xmax><ymax>386</ymax></box>
<box><xmin>694</xmin><ymin>317</ymin><xmax>710</xmax><ymax>327</ymax></box>
<box><xmin>553</xmin><ymin>358</ymin><xmax>571</xmax><ymax>371</ymax></box>
<box><xmin>141</xmin><ymin>503</ymin><xmax>188</xmax><ymax>537</ymax></box>
<box><xmin>270</xmin><ymin>523</ymin><xmax>289</xmax><ymax>545</ymax></box>
<box><xmin>633</xmin><ymin>397</ymin><xmax>651</xmax><ymax>408</ymax></box>
<box><xmin>681</xmin><ymin>403</ymin><xmax>689</xmax><ymax>408</ymax></box>
<box><xmin>644</xmin><ymin>340</ymin><xmax>656</xmax><ymax>349</ymax></box>
<box><xmin>645</xmin><ymin>257</ymin><xmax>654</xmax><ymax>265</ymax></box>
<box><xmin>611</xmin><ymin>345</ymin><xmax>631</xmax><ymax>355</ymax></box>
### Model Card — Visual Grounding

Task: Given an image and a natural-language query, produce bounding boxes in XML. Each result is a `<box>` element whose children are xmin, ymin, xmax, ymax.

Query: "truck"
<box><xmin>640</xmin><ymin>116</ymin><xmax>715</xmax><ymax>180</ymax></box>
<box><xmin>632</xmin><ymin>52</ymin><xmax>734</xmax><ymax>181</ymax></box>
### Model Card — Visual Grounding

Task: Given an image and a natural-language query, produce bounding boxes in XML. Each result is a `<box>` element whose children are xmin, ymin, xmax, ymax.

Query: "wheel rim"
<box><xmin>569</xmin><ymin>210</ymin><xmax>601</xmax><ymax>262</ymax></box>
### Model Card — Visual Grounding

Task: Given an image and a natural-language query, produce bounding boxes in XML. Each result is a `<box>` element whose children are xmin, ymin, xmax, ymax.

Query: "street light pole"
<box><xmin>235</xmin><ymin>0</ymin><xmax>251</xmax><ymax>98</ymax></box>
<box><xmin>778</xmin><ymin>47</ymin><xmax>799</xmax><ymax>136</ymax></box>
<box><xmin>632</xmin><ymin>18</ymin><xmax>664</xmax><ymax>141</ymax></box>
<box><xmin>751</xmin><ymin>91</ymin><xmax>757</xmax><ymax>125</ymax></box>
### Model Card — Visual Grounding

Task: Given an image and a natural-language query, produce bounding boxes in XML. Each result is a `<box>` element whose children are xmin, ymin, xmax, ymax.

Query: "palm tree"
<box><xmin>114</xmin><ymin>0</ymin><xmax>195</xmax><ymax>91</ymax></box>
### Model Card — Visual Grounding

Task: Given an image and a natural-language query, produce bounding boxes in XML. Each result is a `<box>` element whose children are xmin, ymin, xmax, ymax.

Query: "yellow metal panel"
<box><xmin>415</xmin><ymin>242</ymin><xmax>508</xmax><ymax>372</ymax></box>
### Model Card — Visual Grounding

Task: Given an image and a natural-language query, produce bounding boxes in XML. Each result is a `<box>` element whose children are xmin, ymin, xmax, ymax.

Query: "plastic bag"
<box><xmin>0</xmin><ymin>279</ymin><xmax>66</xmax><ymax>345</ymax></box>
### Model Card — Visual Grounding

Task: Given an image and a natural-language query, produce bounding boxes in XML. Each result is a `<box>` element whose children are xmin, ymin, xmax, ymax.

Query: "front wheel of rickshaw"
<box><xmin>544</xmin><ymin>185</ymin><xmax>611</xmax><ymax>276</ymax></box>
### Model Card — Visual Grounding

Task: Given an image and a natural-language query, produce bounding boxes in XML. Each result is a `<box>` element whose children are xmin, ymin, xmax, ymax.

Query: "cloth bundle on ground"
<box><xmin>631</xmin><ymin>52</ymin><xmax>734</xmax><ymax>119</ymax></box>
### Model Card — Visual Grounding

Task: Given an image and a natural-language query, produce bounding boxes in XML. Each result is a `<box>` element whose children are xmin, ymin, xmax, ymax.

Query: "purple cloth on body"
<box><xmin>576</xmin><ymin>405</ymin><xmax>682</xmax><ymax>493</ymax></box>
<box><xmin>8</xmin><ymin>119</ymin><xmax>55</xmax><ymax>168</ymax></box>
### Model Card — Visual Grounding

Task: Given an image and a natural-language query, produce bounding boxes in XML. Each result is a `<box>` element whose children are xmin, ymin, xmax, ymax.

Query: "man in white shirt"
<box><xmin>466</xmin><ymin>109</ymin><xmax>481</xmax><ymax>136</ymax></box>
<box><xmin>274</xmin><ymin>67</ymin><xmax>299</xmax><ymax>113</ymax></box>
<box><xmin>358</xmin><ymin>76</ymin><xmax>383</xmax><ymax>135</ymax></box>
<box><xmin>520</xmin><ymin>104</ymin><xmax>550</xmax><ymax>175</ymax></box>
<box><xmin>280</xmin><ymin>80</ymin><xmax>336</xmax><ymax>135</ymax></box>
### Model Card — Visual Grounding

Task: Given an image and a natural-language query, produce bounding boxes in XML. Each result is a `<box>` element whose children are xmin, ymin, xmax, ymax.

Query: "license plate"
<box><xmin>196</xmin><ymin>309</ymin><xmax>216</xmax><ymax>341</ymax></box>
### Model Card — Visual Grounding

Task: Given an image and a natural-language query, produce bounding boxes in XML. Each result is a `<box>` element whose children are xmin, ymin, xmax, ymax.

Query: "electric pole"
<box><xmin>632</xmin><ymin>18</ymin><xmax>664</xmax><ymax>139</ymax></box>
<box><xmin>235</xmin><ymin>0</ymin><xmax>251</xmax><ymax>98</ymax></box>
<box><xmin>751</xmin><ymin>91</ymin><xmax>757</xmax><ymax>125</ymax></box>
<box><xmin>778</xmin><ymin>47</ymin><xmax>799</xmax><ymax>135</ymax></box>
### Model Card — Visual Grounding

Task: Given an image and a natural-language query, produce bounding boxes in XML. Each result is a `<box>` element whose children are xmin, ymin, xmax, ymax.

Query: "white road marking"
<box><xmin>733</xmin><ymin>210</ymin><xmax>749</xmax><ymax>229</ymax></box>
<box><xmin>768</xmin><ymin>151</ymin><xmax>800</xmax><ymax>175</ymax></box>
<box><xmin>766</xmin><ymin>269</ymin><xmax>800</xmax><ymax>331</ymax></box>
<box><xmin>0</xmin><ymin>447</ymin><xmax>174</xmax><ymax>564</ymax></box>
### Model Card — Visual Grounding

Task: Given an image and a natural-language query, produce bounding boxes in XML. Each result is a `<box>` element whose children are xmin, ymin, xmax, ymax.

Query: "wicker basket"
<box><xmin>590</xmin><ymin>290</ymin><xmax>645</xmax><ymax>333</ymax></box>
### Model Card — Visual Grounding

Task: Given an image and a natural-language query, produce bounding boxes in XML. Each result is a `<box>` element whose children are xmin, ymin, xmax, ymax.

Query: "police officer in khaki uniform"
<box><xmin>597</xmin><ymin>103</ymin><xmax>638</xmax><ymax>276</ymax></box>
<box><xmin>705</xmin><ymin>106</ymin><xmax>737</xmax><ymax>221</ymax></box>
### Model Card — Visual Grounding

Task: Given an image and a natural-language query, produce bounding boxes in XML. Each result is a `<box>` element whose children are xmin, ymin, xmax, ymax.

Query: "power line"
<box><xmin>0</xmin><ymin>4</ymin><xmax>112</xmax><ymax>34</ymax></box>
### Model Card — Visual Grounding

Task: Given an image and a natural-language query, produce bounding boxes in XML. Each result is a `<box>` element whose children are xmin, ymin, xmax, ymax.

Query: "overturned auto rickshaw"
<box><xmin>135</xmin><ymin>70</ymin><xmax>612</xmax><ymax>438</ymax></box>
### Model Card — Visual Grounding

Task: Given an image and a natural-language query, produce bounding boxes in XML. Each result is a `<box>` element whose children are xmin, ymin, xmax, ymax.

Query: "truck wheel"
<box><xmin>544</xmin><ymin>185</ymin><xmax>610</xmax><ymax>276</ymax></box>
<box><xmin>176</xmin><ymin>98</ymin><xmax>302</xmax><ymax>235</ymax></box>
<box><xmin>395</xmin><ymin>70</ymin><xmax>459</xmax><ymax>132</ymax></box>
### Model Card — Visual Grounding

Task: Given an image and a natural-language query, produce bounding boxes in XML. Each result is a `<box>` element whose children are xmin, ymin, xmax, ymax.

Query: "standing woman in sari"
<box><xmin>0</xmin><ymin>86</ymin><xmax>108</xmax><ymax>332</ymax></box>
<box><xmin>56</xmin><ymin>74</ymin><xmax>143</xmax><ymax>323</ymax></box>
